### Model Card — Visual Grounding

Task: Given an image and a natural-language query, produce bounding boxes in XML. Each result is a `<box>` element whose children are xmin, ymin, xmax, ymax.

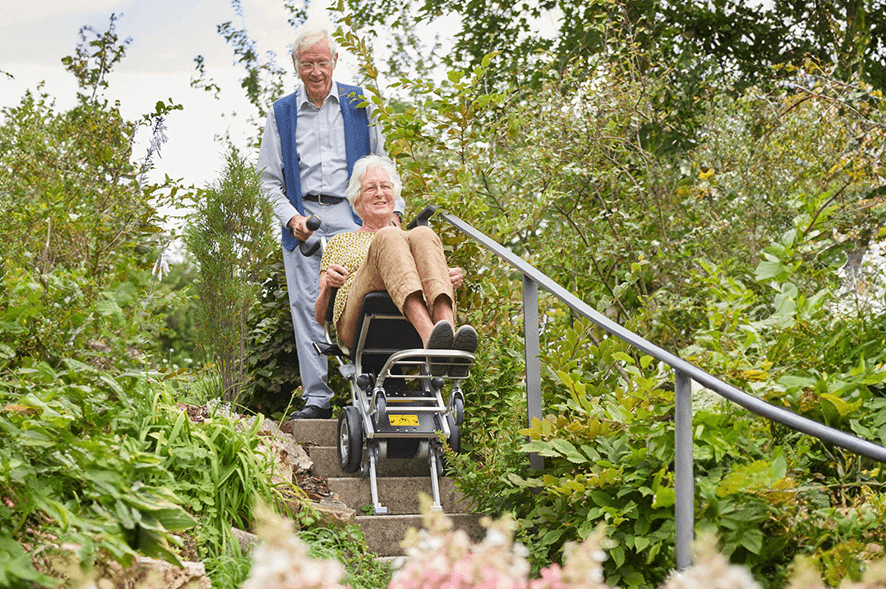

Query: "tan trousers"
<box><xmin>337</xmin><ymin>225</ymin><xmax>454</xmax><ymax>347</ymax></box>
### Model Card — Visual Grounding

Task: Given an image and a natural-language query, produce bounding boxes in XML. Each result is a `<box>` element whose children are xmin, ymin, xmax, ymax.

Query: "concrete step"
<box><xmin>288</xmin><ymin>417</ymin><xmax>338</xmax><ymax>448</ymax></box>
<box><xmin>307</xmin><ymin>445</ymin><xmax>441</xmax><ymax>479</ymax></box>
<box><xmin>327</xmin><ymin>476</ymin><xmax>473</xmax><ymax>515</ymax></box>
<box><xmin>287</xmin><ymin>416</ymin><xmax>485</xmax><ymax>558</ymax></box>
<box><xmin>356</xmin><ymin>513</ymin><xmax>486</xmax><ymax>557</ymax></box>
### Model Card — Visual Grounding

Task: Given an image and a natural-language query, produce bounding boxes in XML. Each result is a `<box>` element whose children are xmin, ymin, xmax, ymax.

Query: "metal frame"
<box><xmin>325</xmin><ymin>295</ymin><xmax>473</xmax><ymax>515</ymax></box>
<box><xmin>427</xmin><ymin>206</ymin><xmax>886</xmax><ymax>570</ymax></box>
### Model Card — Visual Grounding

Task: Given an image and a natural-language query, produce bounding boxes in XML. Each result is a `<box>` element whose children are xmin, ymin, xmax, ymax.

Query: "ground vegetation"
<box><xmin>0</xmin><ymin>16</ymin><xmax>390</xmax><ymax>589</ymax></box>
<box><xmin>2</xmin><ymin>1</ymin><xmax>886</xmax><ymax>588</ymax></box>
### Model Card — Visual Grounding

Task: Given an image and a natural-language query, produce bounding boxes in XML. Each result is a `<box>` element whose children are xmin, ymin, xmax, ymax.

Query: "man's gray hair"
<box><xmin>291</xmin><ymin>29</ymin><xmax>338</xmax><ymax>60</ymax></box>
<box><xmin>346</xmin><ymin>155</ymin><xmax>403</xmax><ymax>214</ymax></box>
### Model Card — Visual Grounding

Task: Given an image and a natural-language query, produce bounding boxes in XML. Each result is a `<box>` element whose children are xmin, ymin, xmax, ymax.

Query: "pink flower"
<box><xmin>528</xmin><ymin>565</ymin><xmax>567</xmax><ymax>589</ymax></box>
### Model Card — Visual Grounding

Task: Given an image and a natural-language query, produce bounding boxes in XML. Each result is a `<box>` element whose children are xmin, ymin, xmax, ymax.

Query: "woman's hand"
<box><xmin>326</xmin><ymin>263</ymin><xmax>350</xmax><ymax>288</ymax></box>
<box><xmin>449</xmin><ymin>267</ymin><xmax>464</xmax><ymax>289</ymax></box>
<box><xmin>316</xmin><ymin>265</ymin><xmax>348</xmax><ymax>324</ymax></box>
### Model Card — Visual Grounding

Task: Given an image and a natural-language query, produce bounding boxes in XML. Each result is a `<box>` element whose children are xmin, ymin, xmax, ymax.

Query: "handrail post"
<box><xmin>674</xmin><ymin>369</ymin><xmax>694</xmax><ymax>569</ymax></box>
<box><xmin>523</xmin><ymin>275</ymin><xmax>544</xmax><ymax>470</ymax></box>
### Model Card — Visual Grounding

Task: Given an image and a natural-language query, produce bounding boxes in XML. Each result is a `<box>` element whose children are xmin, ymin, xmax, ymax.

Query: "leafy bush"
<box><xmin>134</xmin><ymin>383</ymin><xmax>278</xmax><ymax>556</ymax></box>
<box><xmin>0</xmin><ymin>362</ymin><xmax>198</xmax><ymax>582</ymax></box>
<box><xmin>239</xmin><ymin>498</ymin><xmax>886</xmax><ymax>589</ymax></box>
<box><xmin>242</xmin><ymin>258</ymin><xmax>302</xmax><ymax>418</ymax></box>
<box><xmin>0</xmin><ymin>18</ymin><xmax>287</xmax><ymax>585</ymax></box>
<box><xmin>331</xmin><ymin>13</ymin><xmax>886</xmax><ymax>588</ymax></box>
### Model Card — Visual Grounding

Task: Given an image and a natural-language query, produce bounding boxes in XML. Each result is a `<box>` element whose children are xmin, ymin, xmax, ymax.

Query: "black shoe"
<box><xmin>425</xmin><ymin>320</ymin><xmax>454</xmax><ymax>376</ymax></box>
<box><xmin>450</xmin><ymin>325</ymin><xmax>478</xmax><ymax>378</ymax></box>
<box><xmin>288</xmin><ymin>405</ymin><xmax>332</xmax><ymax>420</ymax></box>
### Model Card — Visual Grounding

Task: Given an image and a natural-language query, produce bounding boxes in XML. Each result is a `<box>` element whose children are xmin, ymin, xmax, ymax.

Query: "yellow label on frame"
<box><xmin>389</xmin><ymin>415</ymin><xmax>420</xmax><ymax>426</ymax></box>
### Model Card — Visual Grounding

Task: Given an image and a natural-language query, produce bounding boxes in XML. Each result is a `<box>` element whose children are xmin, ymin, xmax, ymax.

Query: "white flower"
<box><xmin>155</xmin><ymin>121</ymin><xmax>168</xmax><ymax>143</ymax></box>
<box><xmin>152</xmin><ymin>247</ymin><xmax>170</xmax><ymax>280</ymax></box>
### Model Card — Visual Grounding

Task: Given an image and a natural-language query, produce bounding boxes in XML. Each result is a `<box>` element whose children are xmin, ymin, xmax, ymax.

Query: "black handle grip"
<box><xmin>299</xmin><ymin>215</ymin><xmax>322</xmax><ymax>257</ymax></box>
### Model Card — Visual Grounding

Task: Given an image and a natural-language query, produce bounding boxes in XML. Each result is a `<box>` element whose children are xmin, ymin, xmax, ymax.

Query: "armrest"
<box><xmin>326</xmin><ymin>287</ymin><xmax>339</xmax><ymax>323</ymax></box>
<box><xmin>406</xmin><ymin>205</ymin><xmax>438</xmax><ymax>229</ymax></box>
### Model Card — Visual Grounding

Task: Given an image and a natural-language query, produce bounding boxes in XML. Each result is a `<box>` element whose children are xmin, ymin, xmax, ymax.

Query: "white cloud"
<box><xmin>0</xmin><ymin>0</ymin><xmax>121</xmax><ymax>28</ymax></box>
<box><xmin>0</xmin><ymin>0</ymin><xmax>408</xmax><ymax>191</ymax></box>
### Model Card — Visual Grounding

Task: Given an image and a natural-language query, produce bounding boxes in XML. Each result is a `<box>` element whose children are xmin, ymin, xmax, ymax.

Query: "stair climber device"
<box><xmin>302</xmin><ymin>211</ymin><xmax>473</xmax><ymax>514</ymax></box>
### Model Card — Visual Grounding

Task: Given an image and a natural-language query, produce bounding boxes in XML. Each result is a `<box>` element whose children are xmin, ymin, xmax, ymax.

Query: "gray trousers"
<box><xmin>282</xmin><ymin>199</ymin><xmax>360</xmax><ymax>409</ymax></box>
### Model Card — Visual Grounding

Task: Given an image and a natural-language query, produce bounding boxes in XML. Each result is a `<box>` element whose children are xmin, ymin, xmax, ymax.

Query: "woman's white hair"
<box><xmin>346</xmin><ymin>155</ymin><xmax>403</xmax><ymax>214</ymax></box>
<box><xmin>291</xmin><ymin>29</ymin><xmax>338</xmax><ymax>60</ymax></box>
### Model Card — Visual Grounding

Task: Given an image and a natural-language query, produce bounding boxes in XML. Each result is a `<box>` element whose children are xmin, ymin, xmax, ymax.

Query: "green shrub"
<box><xmin>0</xmin><ymin>362</ymin><xmax>198</xmax><ymax>581</ymax></box>
<box><xmin>184</xmin><ymin>147</ymin><xmax>277</xmax><ymax>405</ymax></box>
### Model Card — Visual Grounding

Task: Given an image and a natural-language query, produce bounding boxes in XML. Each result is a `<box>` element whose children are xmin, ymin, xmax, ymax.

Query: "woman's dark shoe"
<box><xmin>450</xmin><ymin>325</ymin><xmax>478</xmax><ymax>378</ymax></box>
<box><xmin>425</xmin><ymin>320</ymin><xmax>454</xmax><ymax>376</ymax></box>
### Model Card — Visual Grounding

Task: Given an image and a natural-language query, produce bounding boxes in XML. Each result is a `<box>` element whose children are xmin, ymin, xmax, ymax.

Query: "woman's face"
<box><xmin>356</xmin><ymin>167</ymin><xmax>396</xmax><ymax>224</ymax></box>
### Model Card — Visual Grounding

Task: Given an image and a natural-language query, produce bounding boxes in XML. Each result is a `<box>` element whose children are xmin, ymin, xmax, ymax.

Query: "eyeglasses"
<box><xmin>360</xmin><ymin>182</ymin><xmax>394</xmax><ymax>195</ymax></box>
<box><xmin>298</xmin><ymin>61</ymin><xmax>332</xmax><ymax>71</ymax></box>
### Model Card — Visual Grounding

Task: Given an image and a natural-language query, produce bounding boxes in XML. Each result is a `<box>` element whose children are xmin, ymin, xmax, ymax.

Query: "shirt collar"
<box><xmin>298</xmin><ymin>81</ymin><xmax>340</xmax><ymax>109</ymax></box>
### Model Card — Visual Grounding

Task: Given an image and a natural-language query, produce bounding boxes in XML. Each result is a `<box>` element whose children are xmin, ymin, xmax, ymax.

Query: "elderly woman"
<box><xmin>314</xmin><ymin>155</ymin><xmax>477</xmax><ymax>373</ymax></box>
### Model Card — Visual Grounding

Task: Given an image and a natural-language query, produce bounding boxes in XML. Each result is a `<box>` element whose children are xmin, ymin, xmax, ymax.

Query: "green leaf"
<box><xmin>652</xmin><ymin>487</ymin><xmax>675</xmax><ymax>508</ymax></box>
<box><xmin>820</xmin><ymin>393</ymin><xmax>863</xmax><ymax>422</ymax></box>
<box><xmin>610</xmin><ymin>542</ymin><xmax>625</xmax><ymax>567</ymax></box>
<box><xmin>447</xmin><ymin>69</ymin><xmax>465</xmax><ymax>84</ymax></box>
<box><xmin>507</xmin><ymin>473</ymin><xmax>540</xmax><ymax>488</ymax></box>
<box><xmin>738</xmin><ymin>528</ymin><xmax>764</xmax><ymax>554</ymax></box>
<box><xmin>550</xmin><ymin>439</ymin><xmax>586</xmax><ymax>463</ymax></box>
<box><xmin>95</xmin><ymin>299</ymin><xmax>124</xmax><ymax>325</ymax></box>
<box><xmin>777</xmin><ymin>374</ymin><xmax>816</xmax><ymax>390</ymax></box>
<box><xmin>612</xmin><ymin>351</ymin><xmax>634</xmax><ymax>365</ymax></box>
<box><xmin>115</xmin><ymin>500</ymin><xmax>137</xmax><ymax>529</ymax></box>
<box><xmin>755</xmin><ymin>259</ymin><xmax>787</xmax><ymax>282</ymax></box>
<box><xmin>0</xmin><ymin>536</ymin><xmax>53</xmax><ymax>584</ymax></box>
<box><xmin>769</xmin><ymin>455</ymin><xmax>787</xmax><ymax>480</ymax></box>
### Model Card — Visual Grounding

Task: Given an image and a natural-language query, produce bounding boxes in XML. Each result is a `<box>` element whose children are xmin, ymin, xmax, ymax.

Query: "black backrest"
<box><xmin>351</xmin><ymin>291</ymin><xmax>422</xmax><ymax>374</ymax></box>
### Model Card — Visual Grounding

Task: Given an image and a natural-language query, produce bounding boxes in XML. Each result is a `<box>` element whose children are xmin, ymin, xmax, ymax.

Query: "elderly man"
<box><xmin>257</xmin><ymin>29</ymin><xmax>404</xmax><ymax>420</ymax></box>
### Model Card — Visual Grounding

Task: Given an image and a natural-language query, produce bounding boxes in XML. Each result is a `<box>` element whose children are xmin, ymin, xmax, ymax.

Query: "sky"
<box><xmin>0</xmin><ymin>0</ymin><xmax>364</xmax><ymax>190</ymax></box>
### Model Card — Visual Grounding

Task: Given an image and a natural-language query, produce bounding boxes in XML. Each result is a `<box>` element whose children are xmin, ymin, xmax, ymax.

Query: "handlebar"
<box><xmin>299</xmin><ymin>214</ymin><xmax>322</xmax><ymax>257</ymax></box>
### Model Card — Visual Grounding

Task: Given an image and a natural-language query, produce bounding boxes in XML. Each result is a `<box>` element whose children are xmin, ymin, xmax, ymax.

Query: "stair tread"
<box><xmin>356</xmin><ymin>513</ymin><xmax>486</xmax><ymax>557</ymax></box>
<box><xmin>287</xmin><ymin>417</ymin><xmax>478</xmax><ymax>556</ymax></box>
<box><xmin>326</xmin><ymin>476</ymin><xmax>473</xmax><ymax>515</ymax></box>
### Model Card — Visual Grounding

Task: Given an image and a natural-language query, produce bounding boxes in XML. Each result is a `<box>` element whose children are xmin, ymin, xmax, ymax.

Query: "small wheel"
<box><xmin>447</xmin><ymin>422</ymin><xmax>461</xmax><ymax>454</ymax></box>
<box><xmin>374</xmin><ymin>393</ymin><xmax>387</xmax><ymax>428</ymax></box>
<box><xmin>452</xmin><ymin>394</ymin><xmax>465</xmax><ymax>427</ymax></box>
<box><xmin>338</xmin><ymin>407</ymin><xmax>363</xmax><ymax>473</ymax></box>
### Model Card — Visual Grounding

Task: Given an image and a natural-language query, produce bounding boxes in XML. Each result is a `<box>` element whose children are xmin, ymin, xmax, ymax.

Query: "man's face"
<box><xmin>294</xmin><ymin>41</ymin><xmax>336</xmax><ymax>106</ymax></box>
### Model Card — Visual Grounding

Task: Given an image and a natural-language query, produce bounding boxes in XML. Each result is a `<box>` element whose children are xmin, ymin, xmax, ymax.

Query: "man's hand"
<box><xmin>449</xmin><ymin>267</ymin><xmax>464</xmax><ymax>289</ymax></box>
<box><xmin>289</xmin><ymin>214</ymin><xmax>315</xmax><ymax>241</ymax></box>
<box><xmin>325</xmin><ymin>263</ymin><xmax>350</xmax><ymax>288</ymax></box>
<box><xmin>391</xmin><ymin>213</ymin><xmax>402</xmax><ymax>228</ymax></box>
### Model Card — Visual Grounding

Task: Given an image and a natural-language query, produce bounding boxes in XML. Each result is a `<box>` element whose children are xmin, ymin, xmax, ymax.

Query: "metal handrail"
<box><xmin>430</xmin><ymin>207</ymin><xmax>886</xmax><ymax>569</ymax></box>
